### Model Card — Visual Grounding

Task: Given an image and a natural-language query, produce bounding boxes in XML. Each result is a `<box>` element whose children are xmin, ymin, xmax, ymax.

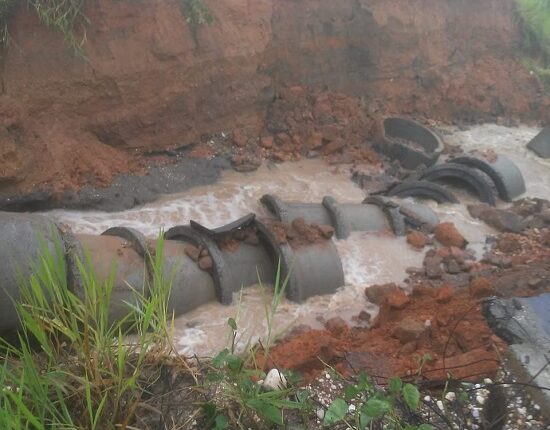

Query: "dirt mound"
<box><xmin>261</xmin><ymin>219</ymin><xmax>550</xmax><ymax>386</ymax></box>
<box><xmin>260</xmin><ymin>286</ymin><xmax>505</xmax><ymax>384</ymax></box>
<box><xmin>0</xmin><ymin>0</ymin><xmax>548</xmax><ymax>208</ymax></box>
<box><xmin>263</xmin><ymin>218</ymin><xmax>334</xmax><ymax>248</ymax></box>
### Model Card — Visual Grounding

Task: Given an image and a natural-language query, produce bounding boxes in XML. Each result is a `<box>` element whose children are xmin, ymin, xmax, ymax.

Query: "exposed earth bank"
<box><xmin>1</xmin><ymin>0</ymin><xmax>548</xmax><ymax>209</ymax></box>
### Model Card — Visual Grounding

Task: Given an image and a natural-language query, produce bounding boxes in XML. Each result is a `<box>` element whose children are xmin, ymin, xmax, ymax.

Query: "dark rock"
<box><xmin>424</xmin><ymin>255</ymin><xmax>444</xmax><ymax>279</ymax></box>
<box><xmin>468</xmin><ymin>204</ymin><xmax>524</xmax><ymax>233</ymax></box>
<box><xmin>483</xmin><ymin>253</ymin><xmax>513</xmax><ymax>269</ymax></box>
<box><xmin>445</xmin><ymin>259</ymin><xmax>462</xmax><ymax>274</ymax></box>
<box><xmin>441</xmin><ymin>272</ymin><xmax>471</xmax><ymax>288</ymax></box>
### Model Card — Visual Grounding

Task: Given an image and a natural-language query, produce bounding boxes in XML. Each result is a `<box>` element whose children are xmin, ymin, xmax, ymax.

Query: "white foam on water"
<box><xmin>42</xmin><ymin>124</ymin><xmax>548</xmax><ymax>357</ymax></box>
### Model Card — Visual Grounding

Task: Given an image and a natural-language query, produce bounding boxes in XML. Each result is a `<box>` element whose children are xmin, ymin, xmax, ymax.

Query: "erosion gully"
<box><xmin>44</xmin><ymin>124</ymin><xmax>549</xmax><ymax>357</ymax></box>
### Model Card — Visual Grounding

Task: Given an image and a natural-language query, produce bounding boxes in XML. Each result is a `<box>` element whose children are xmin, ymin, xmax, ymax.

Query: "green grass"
<box><xmin>516</xmin><ymin>0</ymin><xmax>550</xmax><ymax>87</ymax></box>
<box><xmin>0</xmin><ymin>0</ymin><xmax>213</xmax><ymax>51</ymax></box>
<box><xmin>0</xmin><ymin>237</ymin><xmax>433</xmax><ymax>429</ymax></box>
<box><xmin>0</xmin><ymin>233</ymin><xmax>177</xmax><ymax>429</ymax></box>
<box><xmin>516</xmin><ymin>0</ymin><xmax>550</xmax><ymax>58</ymax></box>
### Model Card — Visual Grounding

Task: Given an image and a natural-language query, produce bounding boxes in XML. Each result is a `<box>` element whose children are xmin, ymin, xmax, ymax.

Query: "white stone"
<box><xmin>316</xmin><ymin>408</ymin><xmax>325</xmax><ymax>420</ymax></box>
<box><xmin>348</xmin><ymin>404</ymin><xmax>356</xmax><ymax>412</ymax></box>
<box><xmin>261</xmin><ymin>369</ymin><xmax>287</xmax><ymax>391</ymax></box>
<box><xmin>445</xmin><ymin>391</ymin><xmax>456</xmax><ymax>402</ymax></box>
<box><xmin>437</xmin><ymin>400</ymin><xmax>445</xmax><ymax>411</ymax></box>
<box><xmin>424</xmin><ymin>395</ymin><xmax>432</xmax><ymax>402</ymax></box>
<box><xmin>483</xmin><ymin>378</ymin><xmax>493</xmax><ymax>385</ymax></box>
<box><xmin>476</xmin><ymin>395</ymin><xmax>485</xmax><ymax>405</ymax></box>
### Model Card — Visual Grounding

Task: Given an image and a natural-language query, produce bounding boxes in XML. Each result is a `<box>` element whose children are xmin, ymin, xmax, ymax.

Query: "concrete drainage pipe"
<box><xmin>451</xmin><ymin>155</ymin><xmax>526</xmax><ymax>202</ymax></box>
<box><xmin>373</xmin><ymin>116</ymin><xmax>444</xmax><ymax>170</ymax></box>
<box><xmin>386</xmin><ymin>181</ymin><xmax>459</xmax><ymax>204</ymax></box>
<box><xmin>0</xmin><ymin>213</ymin><xmax>64</xmax><ymax>336</ymax></box>
<box><xmin>420</xmin><ymin>162</ymin><xmax>497</xmax><ymax>206</ymax></box>
<box><xmin>261</xmin><ymin>194</ymin><xmax>392</xmax><ymax>239</ymax></box>
<box><xmin>0</xmin><ymin>210</ymin><xmax>348</xmax><ymax>337</ymax></box>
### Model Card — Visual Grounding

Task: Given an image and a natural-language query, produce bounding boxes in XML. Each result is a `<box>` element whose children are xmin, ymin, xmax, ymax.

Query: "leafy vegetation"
<box><xmin>321</xmin><ymin>372</ymin><xmax>431</xmax><ymax>430</ymax></box>
<box><xmin>0</xmin><ymin>0</ymin><xmax>213</xmax><ymax>51</ymax></box>
<box><xmin>201</xmin><ymin>264</ymin><xmax>309</xmax><ymax>428</ymax></box>
<box><xmin>516</xmin><ymin>0</ymin><xmax>550</xmax><ymax>87</ymax></box>
<box><xmin>180</xmin><ymin>0</ymin><xmax>214</xmax><ymax>27</ymax></box>
<box><xmin>0</xmin><ymin>234</ymin><xmax>177</xmax><ymax>429</ymax></box>
<box><xmin>0</xmin><ymin>239</ymin><xmax>435</xmax><ymax>429</ymax></box>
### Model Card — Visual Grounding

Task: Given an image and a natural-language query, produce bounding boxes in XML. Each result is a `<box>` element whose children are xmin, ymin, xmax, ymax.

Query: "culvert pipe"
<box><xmin>420</xmin><ymin>162</ymin><xmax>497</xmax><ymax>206</ymax></box>
<box><xmin>450</xmin><ymin>155</ymin><xmax>526</xmax><ymax>202</ymax></box>
<box><xmin>386</xmin><ymin>181</ymin><xmax>459</xmax><ymax>204</ymax></box>
<box><xmin>164</xmin><ymin>222</ymin><xmax>275</xmax><ymax>305</ymax></box>
<box><xmin>262</xmin><ymin>194</ymin><xmax>391</xmax><ymax>239</ymax></box>
<box><xmin>0</xmin><ymin>213</ymin><xmax>347</xmax><ymax>337</ymax></box>
<box><xmin>254</xmin><ymin>220</ymin><xmax>345</xmax><ymax>302</ymax></box>
<box><xmin>0</xmin><ymin>212</ymin><xmax>64</xmax><ymax>336</ymax></box>
<box><xmin>373</xmin><ymin>116</ymin><xmax>444</xmax><ymax>170</ymax></box>
<box><xmin>260</xmin><ymin>194</ymin><xmax>333</xmax><ymax>226</ymax></box>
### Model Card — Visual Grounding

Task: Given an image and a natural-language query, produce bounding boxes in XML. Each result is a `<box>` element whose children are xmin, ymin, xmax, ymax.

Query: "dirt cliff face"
<box><xmin>0</xmin><ymin>0</ymin><xmax>547</xmax><ymax>202</ymax></box>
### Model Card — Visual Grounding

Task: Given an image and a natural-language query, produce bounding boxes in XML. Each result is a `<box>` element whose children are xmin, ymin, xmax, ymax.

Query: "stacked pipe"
<box><xmin>375</xmin><ymin>117</ymin><xmax>527</xmax><ymax>205</ymax></box>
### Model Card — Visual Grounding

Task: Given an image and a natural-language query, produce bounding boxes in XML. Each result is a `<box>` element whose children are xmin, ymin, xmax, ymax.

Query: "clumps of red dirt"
<box><xmin>433</xmin><ymin>222</ymin><xmax>467</xmax><ymax>248</ymax></box>
<box><xmin>261</xmin><ymin>219</ymin><xmax>550</xmax><ymax>387</ymax></box>
<box><xmin>230</xmin><ymin>86</ymin><xmax>381</xmax><ymax>172</ymax></box>
<box><xmin>263</xmin><ymin>218</ymin><xmax>334</xmax><ymax>248</ymax></box>
<box><xmin>260</xmin><ymin>284</ymin><xmax>505</xmax><ymax>385</ymax></box>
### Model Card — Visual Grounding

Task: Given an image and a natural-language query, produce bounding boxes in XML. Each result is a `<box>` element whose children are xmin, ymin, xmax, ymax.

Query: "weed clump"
<box><xmin>516</xmin><ymin>0</ymin><xmax>550</xmax><ymax>87</ymax></box>
<box><xmin>0</xmin><ymin>234</ymin><xmax>179</xmax><ymax>429</ymax></box>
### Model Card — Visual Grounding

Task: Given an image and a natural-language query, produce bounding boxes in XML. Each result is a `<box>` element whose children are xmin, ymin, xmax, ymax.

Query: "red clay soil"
<box><xmin>260</xmin><ymin>223</ymin><xmax>550</xmax><ymax>386</ymax></box>
<box><xmin>1</xmin><ymin>0</ymin><xmax>548</xmax><ymax>198</ymax></box>
<box><xmin>259</xmin><ymin>285</ymin><xmax>505</xmax><ymax>385</ymax></box>
<box><xmin>263</xmin><ymin>218</ymin><xmax>335</xmax><ymax>248</ymax></box>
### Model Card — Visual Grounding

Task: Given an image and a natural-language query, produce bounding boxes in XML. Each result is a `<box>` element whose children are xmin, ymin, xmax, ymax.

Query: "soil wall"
<box><xmin>0</xmin><ymin>0</ymin><xmax>547</xmax><ymax>201</ymax></box>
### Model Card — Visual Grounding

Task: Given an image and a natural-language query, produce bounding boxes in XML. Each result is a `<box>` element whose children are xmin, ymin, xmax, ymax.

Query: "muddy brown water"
<box><xmin>45</xmin><ymin>124</ymin><xmax>549</xmax><ymax>357</ymax></box>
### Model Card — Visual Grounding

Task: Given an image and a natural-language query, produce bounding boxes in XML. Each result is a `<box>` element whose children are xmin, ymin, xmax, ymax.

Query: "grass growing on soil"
<box><xmin>0</xmin><ymin>0</ymin><xmax>212</xmax><ymax>51</ymax></box>
<box><xmin>516</xmin><ymin>0</ymin><xmax>550</xmax><ymax>87</ymax></box>
<box><xmin>0</xmin><ymin>234</ymin><xmax>178</xmax><ymax>429</ymax></box>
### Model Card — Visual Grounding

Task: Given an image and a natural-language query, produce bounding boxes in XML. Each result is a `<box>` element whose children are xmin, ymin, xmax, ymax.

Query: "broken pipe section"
<box><xmin>0</xmin><ymin>210</ymin><xmax>346</xmax><ymax>337</ymax></box>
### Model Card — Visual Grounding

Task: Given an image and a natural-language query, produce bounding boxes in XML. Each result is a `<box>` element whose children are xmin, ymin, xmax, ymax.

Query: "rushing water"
<box><xmin>44</xmin><ymin>124</ymin><xmax>549</xmax><ymax>356</ymax></box>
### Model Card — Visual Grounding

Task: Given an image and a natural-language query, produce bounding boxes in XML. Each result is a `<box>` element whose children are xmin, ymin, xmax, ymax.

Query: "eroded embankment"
<box><xmin>0</xmin><ymin>0</ymin><xmax>548</xmax><ymax>209</ymax></box>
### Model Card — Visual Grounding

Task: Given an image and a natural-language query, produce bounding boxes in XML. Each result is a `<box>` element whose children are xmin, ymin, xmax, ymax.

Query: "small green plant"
<box><xmin>322</xmin><ymin>373</ymin><xmax>432</xmax><ymax>430</ymax></box>
<box><xmin>0</xmin><ymin>0</ymin><xmax>88</xmax><ymax>51</ymax></box>
<box><xmin>179</xmin><ymin>0</ymin><xmax>214</xmax><ymax>27</ymax></box>
<box><xmin>0</xmin><ymin>233</ymin><xmax>176</xmax><ymax>429</ymax></box>
<box><xmin>202</xmin><ymin>262</ymin><xmax>308</xmax><ymax>428</ymax></box>
<box><xmin>515</xmin><ymin>0</ymin><xmax>550</xmax><ymax>88</ymax></box>
<box><xmin>413</xmin><ymin>352</ymin><xmax>433</xmax><ymax>377</ymax></box>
